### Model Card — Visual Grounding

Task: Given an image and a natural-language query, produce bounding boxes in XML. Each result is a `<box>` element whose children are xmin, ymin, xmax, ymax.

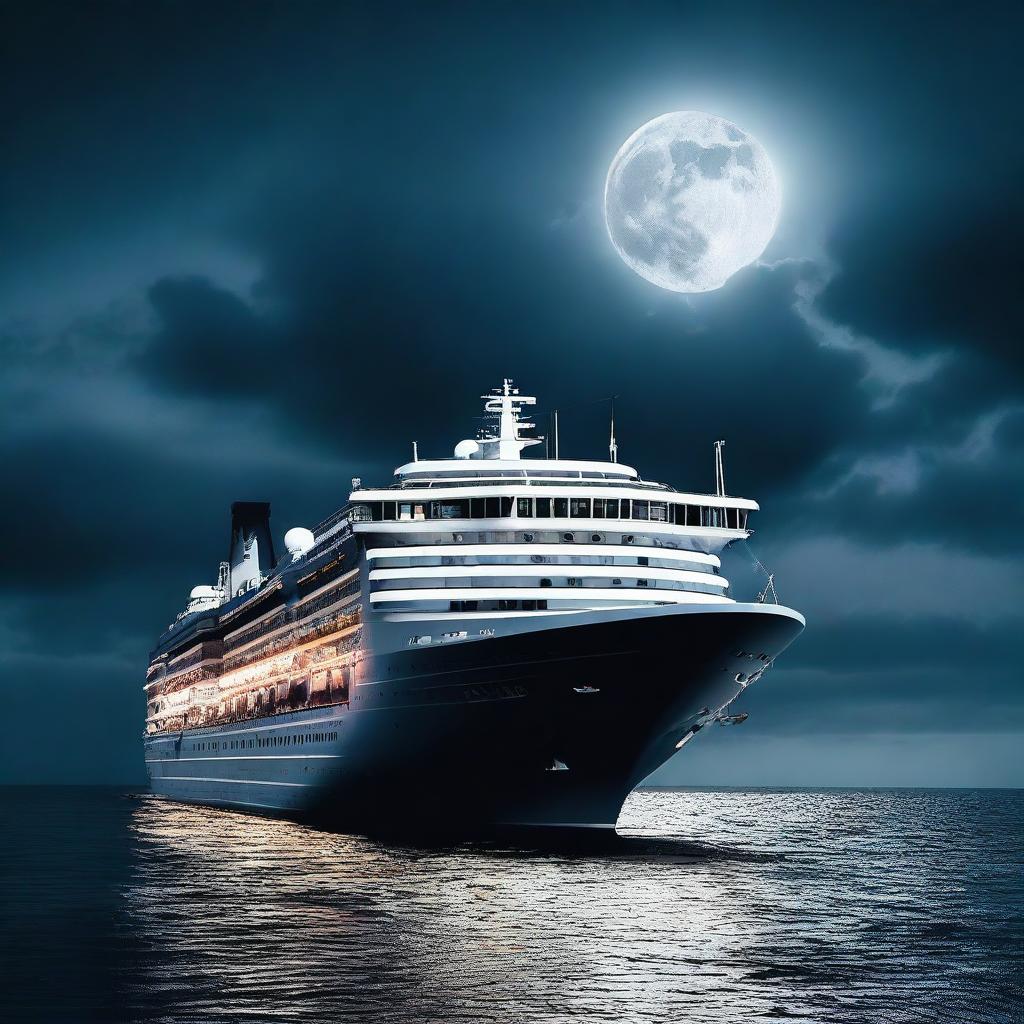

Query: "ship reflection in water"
<box><xmin>115</xmin><ymin>788</ymin><xmax>1023</xmax><ymax>1023</ymax></box>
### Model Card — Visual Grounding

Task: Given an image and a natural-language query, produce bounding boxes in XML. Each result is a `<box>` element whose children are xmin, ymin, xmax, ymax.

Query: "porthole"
<box><xmin>591</xmin><ymin>534</ymin><xmax>602</xmax><ymax>543</ymax></box>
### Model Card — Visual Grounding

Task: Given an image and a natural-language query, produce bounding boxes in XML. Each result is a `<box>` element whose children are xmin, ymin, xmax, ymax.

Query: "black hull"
<box><xmin>306</xmin><ymin>605</ymin><xmax>803</xmax><ymax>832</ymax></box>
<box><xmin>146</xmin><ymin>605</ymin><xmax>803</xmax><ymax>832</ymax></box>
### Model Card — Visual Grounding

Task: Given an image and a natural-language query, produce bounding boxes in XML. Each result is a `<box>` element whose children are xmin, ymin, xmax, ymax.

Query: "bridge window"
<box><xmin>478</xmin><ymin>497</ymin><xmax>512</xmax><ymax>517</ymax></box>
<box><xmin>399</xmin><ymin>503</ymin><xmax>426</xmax><ymax>521</ymax></box>
<box><xmin>431</xmin><ymin>500</ymin><xmax>469</xmax><ymax>519</ymax></box>
<box><xmin>362</xmin><ymin>493</ymin><xmax>748</xmax><ymax>530</ymax></box>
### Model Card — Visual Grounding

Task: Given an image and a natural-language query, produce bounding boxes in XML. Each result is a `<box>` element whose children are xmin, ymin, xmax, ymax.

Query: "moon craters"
<box><xmin>604</xmin><ymin>111</ymin><xmax>781</xmax><ymax>293</ymax></box>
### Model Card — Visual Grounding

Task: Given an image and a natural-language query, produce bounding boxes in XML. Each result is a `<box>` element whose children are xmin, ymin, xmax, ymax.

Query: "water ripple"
<box><xmin>2</xmin><ymin>787</ymin><xmax>1020</xmax><ymax>1023</ymax></box>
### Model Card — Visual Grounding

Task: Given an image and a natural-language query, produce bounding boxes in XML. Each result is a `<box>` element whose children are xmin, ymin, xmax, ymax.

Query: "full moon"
<box><xmin>604</xmin><ymin>111</ymin><xmax>781</xmax><ymax>293</ymax></box>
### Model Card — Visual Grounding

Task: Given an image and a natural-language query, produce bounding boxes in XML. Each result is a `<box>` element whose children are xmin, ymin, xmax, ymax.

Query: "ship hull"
<box><xmin>145</xmin><ymin>603</ymin><xmax>803</xmax><ymax>833</ymax></box>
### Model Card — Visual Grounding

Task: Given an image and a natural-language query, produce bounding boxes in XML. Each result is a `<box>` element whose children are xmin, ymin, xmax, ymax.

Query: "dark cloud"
<box><xmin>821</xmin><ymin>183</ymin><xmax>1024</xmax><ymax>377</ymax></box>
<box><xmin>137</xmin><ymin>234</ymin><xmax>870</xmax><ymax>500</ymax></box>
<box><xmin>775</xmin><ymin>403</ymin><xmax>1024</xmax><ymax>554</ymax></box>
<box><xmin>141</xmin><ymin>277</ymin><xmax>274</xmax><ymax>398</ymax></box>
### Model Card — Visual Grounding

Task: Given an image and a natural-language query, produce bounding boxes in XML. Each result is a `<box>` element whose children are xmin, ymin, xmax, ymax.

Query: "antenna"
<box><xmin>757</xmin><ymin>573</ymin><xmax>778</xmax><ymax>605</ymax></box>
<box><xmin>608</xmin><ymin>395</ymin><xmax>619</xmax><ymax>464</ymax></box>
<box><xmin>412</xmin><ymin>441</ymin><xmax>419</xmax><ymax>462</ymax></box>
<box><xmin>714</xmin><ymin>440</ymin><xmax>726</xmax><ymax>496</ymax></box>
<box><xmin>553</xmin><ymin>409</ymin><xmax>560</xmax><ymax>460</ymax></box>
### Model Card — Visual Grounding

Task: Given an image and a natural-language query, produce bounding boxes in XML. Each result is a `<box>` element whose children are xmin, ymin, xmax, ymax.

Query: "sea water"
<box><xmin>1</xmin><ymin>786</ymin><xmax>1020</xmax><ymax>1023</ymax></box>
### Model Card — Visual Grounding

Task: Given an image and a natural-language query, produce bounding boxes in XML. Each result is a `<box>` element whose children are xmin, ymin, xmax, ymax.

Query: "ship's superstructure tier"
<box><xmin>144</xmin><ymin>523</ymin><xmax>361</xmax><ymax>737</ymax></box>
<box><xmin>349</xmin><ymin>382</ymin><xmax>755</xmax><ymax>619</ymax></box>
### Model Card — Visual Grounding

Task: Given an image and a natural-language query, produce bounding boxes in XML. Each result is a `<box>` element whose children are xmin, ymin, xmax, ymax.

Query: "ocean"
<box><xmin>1</xmin><ymin>786</ymin><xmax>1020</xmax><ymax>1023</ymax></box>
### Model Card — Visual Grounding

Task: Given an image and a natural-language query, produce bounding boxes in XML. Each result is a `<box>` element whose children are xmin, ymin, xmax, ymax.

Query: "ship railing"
<box><xmin>310</xmin><ymin>505</ymin><xmax>357</xmax><ymax>546</ymax></box>
<box><xmin>376</xmin><ymin>478</ymin><xmax>675</xmax><ymax>492</ymax></box>
<box><xmin>744</xmin><ymin>542</ymin><xmax>780</xmax><ymax>604</ymax></box>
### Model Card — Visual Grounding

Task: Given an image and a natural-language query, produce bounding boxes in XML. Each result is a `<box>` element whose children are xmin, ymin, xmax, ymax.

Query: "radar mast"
<box><xmin>470</xmin><ymin>379</ymin><xmax>543</xmax><ymax>460</ymax></box>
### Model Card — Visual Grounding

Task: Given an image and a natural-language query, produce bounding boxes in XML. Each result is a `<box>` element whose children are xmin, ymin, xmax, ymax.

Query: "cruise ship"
<box><xmin>144</xmin><ymin>381</ymin><xmax>804</xmax><ymax>831</ymax></box>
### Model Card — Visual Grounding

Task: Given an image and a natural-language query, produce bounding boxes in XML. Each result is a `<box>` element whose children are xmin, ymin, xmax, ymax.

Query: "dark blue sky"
<box><xmin>1</xmin><ymin>1</ymin><xmax>1020</xmax><ymax>785</ymax></box>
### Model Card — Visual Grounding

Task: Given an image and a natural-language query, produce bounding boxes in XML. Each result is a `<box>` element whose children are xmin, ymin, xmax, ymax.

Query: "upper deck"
<box><xmin>349</xmin><ymin>380</ymin><xmax>757</xmax><ymax>616</ymax></box>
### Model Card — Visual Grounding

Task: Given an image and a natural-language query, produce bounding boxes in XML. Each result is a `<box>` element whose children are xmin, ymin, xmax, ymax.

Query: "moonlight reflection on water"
<box><xmin>114</xmin><ymin>789</ymin><xmax>1022</xmax><ymax>1023</ymax></box>
<box><xmin>3</xmin><ymin>787</ymin><xmax>1020</xmax><ymax>1022</ymax></box>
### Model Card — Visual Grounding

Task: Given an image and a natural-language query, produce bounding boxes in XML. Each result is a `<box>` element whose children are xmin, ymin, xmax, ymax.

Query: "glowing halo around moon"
<box><xmin>604</xmin><ymin>111</ymin><xmax>781</xmax><ymax>293</ymax></box>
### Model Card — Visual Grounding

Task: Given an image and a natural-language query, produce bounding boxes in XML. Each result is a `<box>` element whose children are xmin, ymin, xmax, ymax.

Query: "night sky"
<box><xmin>2</xmin><ymin>1</ymin><xmax>1020</xmax><ymax>786</ymax></box>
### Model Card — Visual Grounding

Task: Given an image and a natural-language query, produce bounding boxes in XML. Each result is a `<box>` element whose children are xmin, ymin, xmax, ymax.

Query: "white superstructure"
<box><xmin>350</xmin><ymin>380</ymin><xmax>756</xmax><ymax>619</ymax></box>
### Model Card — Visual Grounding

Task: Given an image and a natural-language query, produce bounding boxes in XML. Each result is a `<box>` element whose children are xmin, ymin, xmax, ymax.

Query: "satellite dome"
<box><xmin>284</xmin><ymin>527</ymin><xmax>316</xmax><ymax>559</ymax></box>
<box><xmin>454</xmin><ymin>439</ymin><xmax>479</xmax><ymax>459</ymax></box>
<box><xmin>190</xmin><ymin>585</ymin><xmax>220</xmax><ymax>600</ymax></box>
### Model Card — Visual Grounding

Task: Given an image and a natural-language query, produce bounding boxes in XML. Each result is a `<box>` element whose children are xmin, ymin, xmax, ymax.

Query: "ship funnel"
<box><xmin>228</xmin><ymin>501</ymin><xmax>275</xmax><ymax>597</ymax></box>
